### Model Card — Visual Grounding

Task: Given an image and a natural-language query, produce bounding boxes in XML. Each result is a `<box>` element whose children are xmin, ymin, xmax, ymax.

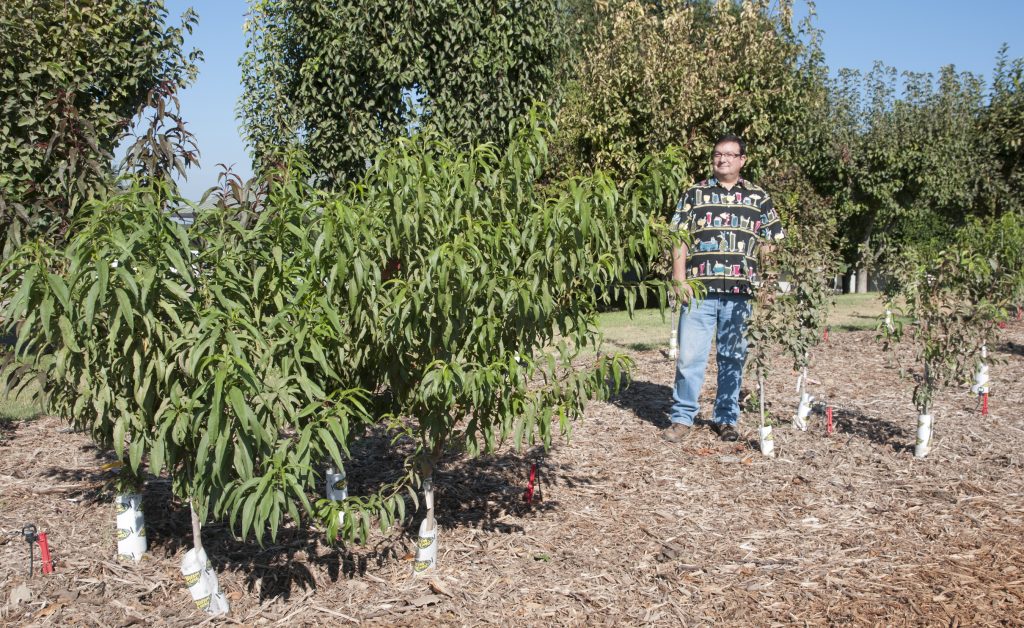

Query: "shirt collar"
<box><xmin>707</xmin><ymin>177</ymin><xmax>748</xmax><ymax>189</ymax></box>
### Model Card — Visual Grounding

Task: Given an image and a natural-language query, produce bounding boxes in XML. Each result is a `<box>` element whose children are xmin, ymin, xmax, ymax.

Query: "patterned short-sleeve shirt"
<box><xmin>670</xmin><ymin>177</ymin><xmax>784</xmax><ymax>296</ymax></box>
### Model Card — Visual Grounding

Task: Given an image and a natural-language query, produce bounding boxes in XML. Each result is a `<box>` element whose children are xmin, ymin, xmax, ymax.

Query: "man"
<box><xmin>663</xmin><ymin>134</ymin><xmax>783</xmax><ymax>443</ymax></box>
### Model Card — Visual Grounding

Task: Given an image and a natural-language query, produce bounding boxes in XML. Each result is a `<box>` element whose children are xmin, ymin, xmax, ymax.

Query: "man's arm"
<box><xmin>672</xmin><ymin>243</ymin><xmax>693</xmax><ymax>303</ymax></box>
<box><xmin>670</xmin><ymin>188</ymin><xmax>695</xmax><ymax>303</ymax></box>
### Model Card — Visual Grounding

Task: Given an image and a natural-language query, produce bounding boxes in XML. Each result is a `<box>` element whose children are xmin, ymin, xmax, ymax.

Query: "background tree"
<box><xmin>0</xmin><ymin>0</ymin><xmax>201</xmax><ymax>253</ymax></box>
<box><xmin>975</xmin><ymin>47</ymin><xmax>1024</xmax><ymax>217</ymax></box>
<box><xmin>239</xmin><ymin>0</ymin><xmax>573</xmax><ymax>186</ymax></box>
<box><xmin>550</xmin><ymin>0</ymin><xmax>830</xmax><ymax>185</ymax></box>
<box><xmin>828</xmin><ymin>63</ymin><xmax>985</xmax><ymax>292</ymax></box>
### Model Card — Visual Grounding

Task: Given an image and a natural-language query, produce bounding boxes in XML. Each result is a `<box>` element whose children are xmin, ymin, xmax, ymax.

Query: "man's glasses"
<box><xmin>712</xmin><ymin>152</ymin><xmax>744</xmax><ymax>160</ymax></box>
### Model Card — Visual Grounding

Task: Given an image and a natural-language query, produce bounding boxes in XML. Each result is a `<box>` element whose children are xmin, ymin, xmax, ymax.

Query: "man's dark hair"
<box><xmin>713</xmin><ymin>133</ymin><xmax>746</xmax><ymax>156</ymax></box>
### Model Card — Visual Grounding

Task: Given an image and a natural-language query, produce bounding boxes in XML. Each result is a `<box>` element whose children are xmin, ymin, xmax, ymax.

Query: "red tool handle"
<box><xmin>826</xmin><ymin>406</ymin><xmax>834</xmax><ymax>435</ymax></box>
<box><xmin>38</xmin><ymin>532</ymin><xmax>53</xmax><ymax>574</ymax></box>
<box><xmin>524</xmin><ymin>463</ymin><xmax>537</xmax><ymax>504</ymax></box>
<box><xmin>981</xmin><ymin>392</ymin><xmax>989</xmax><ymax>416</ymax></box>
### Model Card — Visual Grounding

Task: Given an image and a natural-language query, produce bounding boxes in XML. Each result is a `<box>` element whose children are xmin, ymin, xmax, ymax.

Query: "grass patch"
<box><xmin>827</xmin><ymin>293</ymin><xmax>887</xmax><ymax>331</ymax></box>
<box><xmin>597</xmin><ymin>308</ymin><xmax>673</xmax><ymax>354</ymax></box>
<box><xmin>595</xmin><ymin>293</ymin><xmax>897</xmax><ymax>353</ymax></box>
<box><xmin>0</xmin><ymin>379</ymin><xmax>43</xmax><ymax>424</ymax></box>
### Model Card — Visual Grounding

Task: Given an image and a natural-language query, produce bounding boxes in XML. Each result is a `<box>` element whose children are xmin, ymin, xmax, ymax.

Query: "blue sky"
<box><xmin>163</xmin><ymin>0</ymin><xmax>1024</xmax><ymax>199</ymax></box>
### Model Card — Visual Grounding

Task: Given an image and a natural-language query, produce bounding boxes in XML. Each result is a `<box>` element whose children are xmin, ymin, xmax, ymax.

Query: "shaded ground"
<box><xmin>2</xmin><ymin>322</ymin><xmax>1024</xmax><ymax>626</ymax></box>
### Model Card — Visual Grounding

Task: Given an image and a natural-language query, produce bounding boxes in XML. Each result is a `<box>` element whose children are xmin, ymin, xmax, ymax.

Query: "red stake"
<box><xmin>981</xmin><ymin>392</ymin><xmax>989</xmax><ymax>416</ymax></box>
<box><xmin>823</xmin><ymin>327</ymin><xmax>829</xmax><ymax>342</ymax></box>
<box><xmin>524</xmin><ymin>463</ymin><xmax>537</xmax><ymax>504</ymax></box>
<box><xmin>825</xmin><ymin>406</ymin><xmax>834</xmax><ymax>435</ymax></box>
<box><xmin>38</xmin><ymin>532</ymin><xmax>53</xmax><ymax>574</ymax></box>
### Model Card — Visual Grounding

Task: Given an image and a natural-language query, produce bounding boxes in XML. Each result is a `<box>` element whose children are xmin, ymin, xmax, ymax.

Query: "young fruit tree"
<box><xmin>880</xmin><ymin>213</ymin><xmax>1024</xmax><ymax>458</ymax></box>
<box><xmin>743</xmin><ymin>175</ymin><xmax>836</xmax><ymax>455</ymax></box>
<box><xmin>0</xmin><ymin>183</ymin><xmax>194</xmax><ymax>564</ymax></box>
<box><xmin>764</xmin><ymin>176</ymin><xmax>839</xmax><ymax>432</ymax></box>
<box><xmin>0</xmin><ymin>168</ymin><xmax>379</xmax><ymax>613</ymax></box>
<box><xmin>1</xmin><ymin>111</ymin><xmax>687</xmax><ymax>598</ymax></box>
<box><xmin>322</xmin><ymin>113</ymin><xmax>687</xmax><ymax>572</ymax></box>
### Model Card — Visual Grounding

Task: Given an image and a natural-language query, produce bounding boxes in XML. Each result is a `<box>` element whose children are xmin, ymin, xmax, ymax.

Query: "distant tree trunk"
<box><xmin>856</xmin><ymin>215</ymin><xmax>875</xmax><ymax>293</ymax></box>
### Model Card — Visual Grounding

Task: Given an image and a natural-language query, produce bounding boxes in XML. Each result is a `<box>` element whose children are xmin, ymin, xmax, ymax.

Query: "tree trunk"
<box><xmin>757</xmin><ymin>369</ymin><xmax>774</xmax><ymax>457</ymax></box>
<box><xmin>413</xmin><ymin>451</ymin><xmax>441</xmax><ymax>574</ymax></box>
<box><xmin>758</xmin><ymin>369</ymin><xmax>766</xmax><ymax>429</ymax></box>
<box><xmin>856</xmin><ymin>214</ymin><xmax>875</xmax><ymax>293</ymax></box>
<box><xmin>190</xmin><ymin>502</ymin><xmax>203</xmax><ymax>554</ymax></box>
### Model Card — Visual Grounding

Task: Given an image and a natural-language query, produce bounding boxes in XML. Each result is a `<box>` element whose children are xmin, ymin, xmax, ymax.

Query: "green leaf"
<box><xmin>57</xmin><ymin>316</ymin><xmax>81</xmax><ymax>353</ymax></box>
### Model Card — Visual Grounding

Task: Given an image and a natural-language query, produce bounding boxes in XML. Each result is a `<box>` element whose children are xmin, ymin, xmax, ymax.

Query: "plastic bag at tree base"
<box><xmin>413</xmin><ymin>477</ymin><xmax>438</xmax><ymax>574</ymax></box>
<box><xmin>181</xmin><ymin>547</ymin><xmax>230</xmax><ymax>615</ymax></box>
<box><xmin>971</xmin><ymin>345</ymin><xmax>990</xmax><ymax>395</ymax></box>
<box><xmin>325</xmin><ymin>467</ymin><xmax>348</xmax><ymax>526</ymax></box>
<box><xmin>759</xmin><ymin>425</ymin><xmax>775</xmax><ymax>458</ymax></box>
<box><xmin>915</xmin><ymin>414</ymin><xmax>933</xmax><ymax>459</ymax></box>
<box><xmin>971</xmin><ymin>364</ymin><xmax>990</xmax><ymax>395</ymax></box>
<box><xmin>792</xmin><ymin>393</ymin><xmax>813</xmax><ymax>431</ymax></box>
<box><xmin>413</xmin><ymin>517</ymin><xmax>438</xmax><ymax>575</ymax></box>
<box><xmin>114</xmin><ymin>494</ymin><xmax>147</xmax><ymax>562</ymax></box>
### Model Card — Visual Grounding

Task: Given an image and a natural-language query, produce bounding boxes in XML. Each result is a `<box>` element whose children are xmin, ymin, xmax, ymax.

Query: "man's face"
<box><xmin>712</xmin><ymin>141</ymin><xmax>746</xmax><ymax>182</ymax></box>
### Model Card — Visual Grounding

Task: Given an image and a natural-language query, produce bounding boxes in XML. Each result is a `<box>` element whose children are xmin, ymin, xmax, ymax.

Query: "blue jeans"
<box><xmin>669</xmin><ymin>294</ymin><xmax>752</xmax><ymax>427</ymax></box>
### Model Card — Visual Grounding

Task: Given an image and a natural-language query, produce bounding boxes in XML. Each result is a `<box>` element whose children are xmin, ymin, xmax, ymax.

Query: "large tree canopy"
<box><xmin>975</xmin><ymin>48</ymin><xmax>1024</xmax><ymax>217</ymax></box>
<box><xmin>551</xmin><ymin>0</ymin><xmax>830</xmax><ymax>183</ymax></box>
<box><xmin>828</xmin><ymin>63</ymin><xmax>991</xmax><ymax>290</ymax></box>
<box><xmin>239</xmin><ymin>0</ymin><xmax>573</xmax><ymax>186</ymax></box>
<box><xmin>0</xmin><ymin>0</ymin><xmax>201</xmax><ymax>253</ymax></box>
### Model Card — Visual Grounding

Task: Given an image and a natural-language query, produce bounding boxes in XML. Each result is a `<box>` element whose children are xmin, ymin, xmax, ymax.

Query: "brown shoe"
<box><xmin>662</xmin><ymin>422</ymin><xmax>694</xmax><ymax>443</ymax></box>
<box><xmin>714</xmin><ymin>423</ymin><xmax>739</xmax><ymax>442</ymax></box>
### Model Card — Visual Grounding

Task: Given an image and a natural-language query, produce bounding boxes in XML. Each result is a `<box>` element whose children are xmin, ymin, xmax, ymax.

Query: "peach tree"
<box><xmin>314</xmin><ymin>114</ymin><xmax>687</xmax><ymax>555</ymax></box>
<box><xmin>1</xmin><ymin>113</ymin><xmax>685</xmax><ymax>558</ymax></box>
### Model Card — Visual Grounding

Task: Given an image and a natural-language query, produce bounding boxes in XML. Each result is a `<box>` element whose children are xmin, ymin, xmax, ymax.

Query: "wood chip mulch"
<box><xmin>2</xmin><ymin>322</ymin><xmax>1023</xmax><ymax>626</ymax></box>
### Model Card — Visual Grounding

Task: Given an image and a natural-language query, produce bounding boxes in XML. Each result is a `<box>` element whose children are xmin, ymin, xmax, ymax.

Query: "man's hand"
<box><xmin>673</xmin><ymin>279</ymin><xmax>694</xmax><ymax>305</ymax></box>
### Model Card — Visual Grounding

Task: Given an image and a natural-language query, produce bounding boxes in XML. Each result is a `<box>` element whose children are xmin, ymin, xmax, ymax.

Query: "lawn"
<box><xmin>597</xmin><ymin>292</ymin><xmax>890</xmax><ymax>353</ymax></box>
<box><xmin>0</xmin><ymin>379</ymin><xmax>43</xmax><ymax>428</ymax></box>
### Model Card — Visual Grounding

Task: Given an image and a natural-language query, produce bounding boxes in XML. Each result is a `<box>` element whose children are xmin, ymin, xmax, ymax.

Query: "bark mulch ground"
<box><xmin>2</xmin><ymin>322</ymin><xmax>1023</xmax><ymax>626</ymax></box>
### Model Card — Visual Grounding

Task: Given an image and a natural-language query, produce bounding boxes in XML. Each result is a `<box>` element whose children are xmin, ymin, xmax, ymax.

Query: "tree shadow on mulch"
<box><xmin>0</xmin><ymin>410</ymin><xmax>45</xmax><ymax>446</ymax></box>
<box><xmin>999</xmin><ymin>340</ymin><xmax>1024</xmax><ymax>358</ymax></box>
<box><xmin>830</xmin><ymin>406</ymin><xmax>913</xmax><ymax>454</ymax></box>
<box><xmin>609</xmin><ymin>380</ymin><xmax>672</xmax><ymax>428</ymax></box>
<box><xmin>0</xmin><ymin>419</ymin><xmax>17</xmax><ymax>445</ymax></box>
<box><xmin>20</xmin><ymin>415</ymin><xmax>601</xmax><ymax>603</ymax></box>
<box><xmin>39</xmin><ymin>442</ymin><xmax>122</xmax><ymax>500</ymax></box>
<box><xmin>96</xmin><ymin>434</ymin><xmax>601</xmax><ymax>604</ymax></box>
